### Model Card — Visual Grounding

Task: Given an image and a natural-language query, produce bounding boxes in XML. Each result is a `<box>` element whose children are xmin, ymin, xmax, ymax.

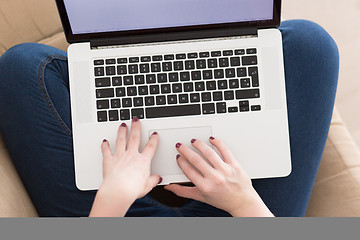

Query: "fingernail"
<box><xmin>191</xmin><ymin>138</ymin><xmax>197</xmax><ymax>144</ymax></box>
<box><xmin>152</xmin><ymin>131</ymin><xmax>158</xmax><ymax>135</ymax></box>
<box><xmin>176</xmin><ymin>154</ymin><xmax>181</xmax><ymax>160</ymax></box>
<box><xmin>210</xmin><ymin>136</ymin><xmax>215</xmax><ymax>140</ymax></box>
<box><xmin>158</xmin><ymin>177</ymin><xmax>163</xmax><ymax>184</ymax></box>
<box><xmin>103</xmin><ymin>139</ymin><xmax>107</xmax><ymax>143</ymax></box>
<box><xmin>133</xmin><ymin>117</ymin><xmax>139</xmax><ymax>122</ymax></box>
<box><xmin>175</xmin><ymin>143</ymin><xmax>182</xmax><ymax>148</ymax></box>
<box><xmin>120</xmin><ymin>123</ymin><xmax>127</xmax><ymax>127</ymax></box>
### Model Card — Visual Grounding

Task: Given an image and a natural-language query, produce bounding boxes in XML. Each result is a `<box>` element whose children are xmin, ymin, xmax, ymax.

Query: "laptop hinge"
<box><xmin>90</xmin><ymin>27</ymin><xmax>258</xmax><ymax>49</ymax></box>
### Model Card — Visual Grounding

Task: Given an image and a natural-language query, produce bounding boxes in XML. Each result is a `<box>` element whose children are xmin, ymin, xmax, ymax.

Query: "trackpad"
<box><xmin>149</xmin><ymin>126</ymin><xmax>212</xmax><ymax>175</ymax></box>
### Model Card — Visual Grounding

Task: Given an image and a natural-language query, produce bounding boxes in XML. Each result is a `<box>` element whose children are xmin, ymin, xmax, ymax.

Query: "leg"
<box><xmin>179</xmin><ymin>20</ymin><xmax>339</xmax><ymax>217</ymax></box>
<box><xmin>0</xmin><ymin>43</ymin><xmax>173</xmax><ymax>217</ymax></box>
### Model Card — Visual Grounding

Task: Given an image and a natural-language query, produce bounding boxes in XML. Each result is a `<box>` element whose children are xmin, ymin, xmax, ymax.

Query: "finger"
<box><xmin>101</xmin><ymin>139</ymin><xmax>113</xmax><ymax>160</ymax></box>
<box><xmin>127</xmin><ymin>117</ymin><xmax>141</xmax><ymax>151</ymax></box>
<box><xmin>209</xmin><ymin>137</ymin><xmax>238</xmax><ymax>166</ymax></box>
<box><xmin>164</xmin><ymin>184</ymin><xmax>205</xmax><ymax>202</ymax></box>
<box><xmin>191</xmin><ymin>139</ymin><xmax>227</xmax><ymax>170</ymax></box>
<box><xmin>115</xmin><ymin>123</ymin><xmax>128</xmax><ymax>156</ymax></box>
<box><xmin>176</xmin><ymin>143</ymin><xmax>216</xmax><ymax>177</ymax></box>
<box><xmin>141</xmin><ymin>132</ymin><xmax>159</xmax><ymax>159</ymax></box>
<box><xmin>144</xmin><ymin>175</ymin><xmax>162</xmax><ymax>193</ymax></box>
<box><xmin>176</xmin><ymin>154</ymin><xmax>205</xmax><ymax>187</ymax></box>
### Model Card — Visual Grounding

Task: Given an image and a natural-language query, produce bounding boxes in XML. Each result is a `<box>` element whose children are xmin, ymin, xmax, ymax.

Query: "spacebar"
<box><xmin>146</xmin><ymin>104</ymin><xmax>201</xmax><ymax>119</ymax></box>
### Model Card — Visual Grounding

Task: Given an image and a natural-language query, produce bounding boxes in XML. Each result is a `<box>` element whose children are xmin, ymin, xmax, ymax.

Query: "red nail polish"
<box><xmin>133</xmin><ymin>117</ymin><xmax>139</xmax><ymax>122</ymax></box>
<box><xmin>210</xmin><ymin>136</ymin><xmax>215</xmax><ymax>140</ymax></box>
<box><xmin>176</xmin><ymin>154</ymin><xmax>181</xmax><ymax>160</ymax></box>
<box><xmin>120</xmin><ymin>123</ymin><xmax>127</xmax><ymax>127</ymax></box>
<box><xmin>152</xmin><ymin>131</ymin><xmax>158</xmax><ymax>135</ymax></box>
<box><xmin>191</xmin><ymin>138</ymin><xmax>197</xmax><ymax>144</ymax></box>
<box><xmin>158</xmin><ymin>177</ymin><xmax>163</xmax><ymax>184</ymax></box>
<box><xmin>175</xmin><ymin>143</ymin><xmax>182</xmax><ymax>148</ymax></box>
<box><xmin>103</xmin><ymin>139</ymin><xmax>107</xmax><ymax>143</ymax></box>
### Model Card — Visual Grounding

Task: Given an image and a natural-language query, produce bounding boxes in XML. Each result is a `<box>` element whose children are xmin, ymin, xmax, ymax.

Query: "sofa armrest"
<box><xmin>306</xmin><ymin>108</ymin><xmax>360</xmax><ymax>217</ymax></box>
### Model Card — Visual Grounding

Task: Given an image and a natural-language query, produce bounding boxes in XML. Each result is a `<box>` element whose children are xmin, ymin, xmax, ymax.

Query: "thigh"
<box><xmin>252</xmin><ymin>20</ymin><xmax>339</xmax><ymax>217</ymax></box>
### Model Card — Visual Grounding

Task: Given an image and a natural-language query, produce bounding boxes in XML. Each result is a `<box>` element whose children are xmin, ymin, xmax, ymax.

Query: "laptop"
<box><xmin>56</xmin><ymin>0</ymin><xmax>291</xmax><ymax>190</ymax></box>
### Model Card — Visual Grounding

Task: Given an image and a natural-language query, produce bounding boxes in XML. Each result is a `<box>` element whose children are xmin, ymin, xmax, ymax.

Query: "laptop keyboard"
<box><xmin>94</xmin><ymin>48</ymin><xmax>261</xmax><ymax>122</ymax></box>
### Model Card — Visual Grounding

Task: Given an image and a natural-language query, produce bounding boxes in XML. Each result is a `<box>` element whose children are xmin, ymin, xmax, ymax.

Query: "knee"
<box><xmin>0</xmin><ymin>43</ymin><xmax>46</xmax><ymax>67</ymax></box>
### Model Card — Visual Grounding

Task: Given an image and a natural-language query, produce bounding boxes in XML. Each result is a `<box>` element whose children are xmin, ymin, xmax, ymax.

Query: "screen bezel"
<box><xmin>55</xmin><ymin>0</ymin><xmax>282</xmax><ymax>44</ymax></box>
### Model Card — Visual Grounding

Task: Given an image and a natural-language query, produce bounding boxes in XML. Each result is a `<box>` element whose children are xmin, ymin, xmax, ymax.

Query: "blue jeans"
<box><xmin>0</xmin><ymin>20</ymin><xmax>339</xmax><ymax>217</ymax></box>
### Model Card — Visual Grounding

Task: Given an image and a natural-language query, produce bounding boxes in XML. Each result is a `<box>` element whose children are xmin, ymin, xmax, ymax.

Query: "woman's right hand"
<box><xmin>164</xmin><ymin>137</ymin><xmax>274</xmax><ymax>217</ymax></box>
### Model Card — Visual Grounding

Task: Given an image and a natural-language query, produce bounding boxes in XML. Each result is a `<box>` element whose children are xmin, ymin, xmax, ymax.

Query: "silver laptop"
<box><xmin>56</xmin><ymin>0</ymin><xmax>291</xmax><ymax>191</ymax></box>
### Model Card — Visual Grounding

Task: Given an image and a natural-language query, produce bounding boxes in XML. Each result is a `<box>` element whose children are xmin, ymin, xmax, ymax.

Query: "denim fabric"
<box><xmin>0</xmin><ymin>20</ymin><xmax>339</xmax><ymax>217</ymax></box>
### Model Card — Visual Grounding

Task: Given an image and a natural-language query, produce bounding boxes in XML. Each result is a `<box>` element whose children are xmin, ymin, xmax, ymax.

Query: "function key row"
<box><xmin>93</xmin><ymin>48</ymin><xmax>257</xmax><ymax>66</ymax></box>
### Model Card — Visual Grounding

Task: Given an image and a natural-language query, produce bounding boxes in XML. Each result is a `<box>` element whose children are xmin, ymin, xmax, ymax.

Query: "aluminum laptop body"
<box><xmin>56</xmin><ymin>0</ymin><xmax>291</xmax><ymax>190</ymax></box>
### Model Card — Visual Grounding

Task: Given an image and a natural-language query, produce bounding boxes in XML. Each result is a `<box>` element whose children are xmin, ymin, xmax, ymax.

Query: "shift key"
<box><xmin>236</xmin><ymin>89</ymin><xmax>260</xmax><ymax>99</ymax></box>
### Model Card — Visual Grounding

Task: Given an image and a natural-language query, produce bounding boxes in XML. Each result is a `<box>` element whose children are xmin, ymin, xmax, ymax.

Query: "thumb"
<box><xmin>144</xmin><ymin>175</ymin><xmax>162</xmax><ymax>193</ymax></box>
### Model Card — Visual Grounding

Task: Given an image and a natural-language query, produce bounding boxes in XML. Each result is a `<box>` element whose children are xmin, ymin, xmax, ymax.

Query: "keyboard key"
<box><xmin>236</xmin><ymin>89</ymin><xmax>260</xmax><ymax>99</ymax></box>
<box><xmin>117</xmin><ymin>58</ymin><xmax>127</xmax><ymax>64</ymax></box>
<box><xmin>184</xmin><ymin>83</ymin><xmax>194</xmax><ymax>92</ymax></box>
<box><xmin>199</xmin><ymin>52</ymin><xmax>210</xmax><ymax>58</ymax></box>
<box><xmin>115</xmin><ymin>87</ymin><xmax>126</xmax><ymax>97</ymax></box>
<box><xmin>174</xmin><ymin>61</ymin><xmax>184</xmax><ymax>71</ymax></box>
<box><xmin>219</xmin><ymin>58</ymin><xmax>229</xmax><ymax>67</ymax></box>
<box><xmin>230</xmin><ymin>57</ymin><xmax>241</xmax><ymax>67</ymax></box>
<box><xmin>156</xmin><ymin>95</ymin><xmax>166</xmax><ymax>105</ymax></box>
<box><xmin>129</xmin><ymin>57</ymin><xmax>139</xmax><ymax>63</ymax></box>
<box><xmin>122</xmin><ymin>98</ymin><xmax>132</xmax><ymax>107</ymax></box>
<box><xmin>242</xmin><ymin>56</ymin><xmax>257</xmax><ymax>66</ymax></box>
<box><xmin>201</xmin><ymin>92</ymin><xmax>211</xmax><ymax>102</ymax></box>
<box><xmin>216</xmin><ymin>102</ymin><xmax>227</xmax><ymax>113</ymax></box>
<box><xmin>161</xmin><ymin>84</ymin><xmax>171</xmax><ymax>94</ymax></box>
<box><xmin>96</xmin><ymin>88</ymin><xmax>114</xmax><ymax>98</ymax></box>
<box><xmin>235</xmin><ymin>49</ymin><xmax>245</xmax><ymax>55</ymax></box>
<box><xmin>152</xmin><ymin>55</ymin><xmax>163</xmax><ymax>61</ymax></box>
<box><xmin>141</xmin><ymin>56</ymin><xmax>151</xmax><ymax>62</ymax></box>
<box><xmin>240</xmin><ymin>78</ymin><xmax>251</xmax><ymax>88</ymax></box>
<box><xmin>191</xmin><ymin>71</ymin><xmax>201</xmax><ymax>81</ymax></box>
<box><xmin>172</xmin><ymin>83</ymin><xmax>182</xmax><ymax>93</ymax></box>
<box><xmin>157</xmin><ymin>73</ymin><xmax>167</xmax><ymax>83</ymax></box>
<box><xmin>190</xmin><ymin>93</ymin><xmax>200</xmax><ymax>103</ymax></box>
<box><xmin>179</xmin><ymin>94</ymin><xmax>189</xmax><ymax>103</ymax></box>
<box><xmin>106</xmin><ymin>59</ymin><xmax>116</xmax><ymax>65</ymax></box>
<box><xmin>202</xmin><ymin>103</ymin><xmax>215</xmax><ymax>114</ymax></box>
<box><xmin>211</xmin><ymin>51</ymin><xmax>221</xmax><ymax>57</ymax></box>
<box><xmin>135</xmin><ymin>75</ymin><xmax>145</xmax><ymax>85</ymax></box>
<box><xmin>239</xmin><ymin>101</ymin><xmax>250</xmax><ymax>112</ymax></box>
<box><xmin>223</xmin><ymin>50</ymin><xmax>233</xmax><ymax>56</ymax></box>
<box><xmin>128</xmin><ymin>64</ymin><xmax>139</xmax><ymax>74</ymax></box>
<box><xmin>146</xmin><ymin>74</ymin><xmax>156</xmax><ymax>84</ymax></box>
<box><xmin>127</xmin><ymin>87</ymin><xmax>137</xmax><ymax>96</ymax></box>
<box><xmin>95</xmin><ymin>77</ymin><xmax>111</xmax><ymax>87</ymax></box>
<box><xmin>237</xmin><ymin>67</ymin><xmax>247</xmax><ymax>77</ymax></box>
<box><xmin>140</xmin><ymin>64</ymin><xmax>150</xmax><ymax>73</ymax></box>
<box><xmin>224</xmin><ymin>90</ymin><xmax>234</xmax><ymax>100</ymax></box>
<box><xmin>213</xmin><ymin>91</ymin><xmax>223</xmax><ymax>101</ymax></box>
<box><xmin>146</xmin><ymin>104</ymin><xmax>201</xmax><ymax>119</ymax></box>
<box><xmin>180</xmin><ymin>72</ymin><xmax>191</xmax><ymax>81</ymax></box>
<box><xmin>176</xmin><ymin>53</ymin><xmax>186</xmax><ymax>59</ymax></box>
<box><xmin>94</xmin><ymin>60</ymin><xmax>104</xmax><ymax>65</ymax></box>
<box><xmin>95</xmin><ymin>67</ymin><xmax>105</xmax><ymax>76</ymax></box>
<box><xmin>162</xmin><ymin>62</ymin><xmax>173</xmax><ymax>71</ymax></box>
<box><xmin>164</xmin><ymin>54</ymin><xmax>175</xmax><ymax>60</ymax></box>
<box><xmin>188</xmin><ymin>53</ymin><xmax>198</xmax><ymax>59</ymax></box>
<box><xmin>97</xmin><ymin>111</ymin><xmax>107</xmax><ymax>122</ymax></box>
<box><xmin>229</xmin><ymin>79</ymin><xmax>239</xmax><ymax>89</ymax></box>
<box><xmin>246</xmin><ymin>48</ymin><xmax>257</xmax><ymax>54</ymax></box>
<box><xmin>150</xmin><ymin>85</ymin><xmax>160</xmax><ymax>95</ymax></box>
<box><xmin>196</xmin><ymin>59</ymin><xmax>206</xmax><ymax>69</ymax></box>
<box><xmin>228</xmin><ymin>107</ymin><xmax>239</xmax><ymax>113</ymax></box>
<box><xmin>218</xmin><ymin>80</ymin><xmax>228</xmax><ymax>90</ymax></box>
<box><xmin>203</xmin><ymin>70</ymin><xmax>213</xmax><ymax>80</ymax></box>
<box><xmin>112</xmin><ymin>77</ymin><xmax>122</xmax><ymax>86</ymax></box>
<box><xmin>185</xmin><ymin>60</ymin><xmax>195</xmax><ymax>70</ymax></box>
<box><xmin>248</xmin><ymin>67</ymin><xmax>259</xmax><ymax>87</ymax></box>
<box><xmin>123</xmin><ymin>76</ymin><xmax>134</xmax><ymax>85</ymax></box>
<box><xmin>195</xmin><ymin>82</ymin><xmax>205</xmax><ymax>91</ymax></box>
<box><xmin>97</xmin><ymin>100</ymin><xmax>109</xmax><ymax>109</ymax></box>
<box><xmin>251</xmin><ymin>105</ymin><xmax>261</xmax><ymax>111</ymax></box>
<box><xmin>133</xmin><ymin>97</ymin><xmax>144</xmax><ymax>107</ymax></box>
<box><xmin>117</xmin><ymin>65</ymin><xmax>127</xmax><ymax>75</ymax></box>
<box><xmin>109</xmin><ymin>110</ymin><xmax>119</xmax><ymax>121</ymax></box>
<box><xmin>111</xmin><ymin>99</ymin><xmax>121</xmax><ymax>108</ymax></box>
<box><xmin>151</xmin><ymin>63</ymin><xmax>161</xmax><ymax>72</ymax></box>
<box><xmin>145</xmin><ymin>96</ymin><xmax>155</xmax><ymax>106</ymax></box>
<box><xmin>131</xmin><ymin>108</ymin><xmax>145</xmax><ymax>119</ymax></box>
<box><xmin>138</xmin><ymin>86</ymin><xmax>148</xmax><ymax>95</ymax></box>
<box><xmin>120</xmin><ymin>109</ymin><xmax>130</xmax><ymax>120</ymax></box>
<box><xmin>106</xmin><ymin>66</ymin><xmax>116</xmax><ymax>76</ymax></box>
<box><xmin>206</xmin><ymin>81</ymin><xmax>216</xmax><ymax>90</ymax></box>
<box><xmin>225</xmin><ymin>68</ymin><xmax>236</xmax><ymax>78</ymax></box>
<box><xmin>214</xmin><ymin>69</ymin><xmax>224</xmax><ymax>79</ymax></box>
<box><xmin>167</xmin><ymin>95</ymin><xmax>178</xmax><ymax>104</ymax></box>
<box><xmin>208</xmin><ymin>59</ymin><xmax>218</xmax><ymax>68</ymax></box>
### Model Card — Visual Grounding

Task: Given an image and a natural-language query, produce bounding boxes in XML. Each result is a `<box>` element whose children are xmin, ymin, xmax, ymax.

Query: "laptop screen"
<box><xmin>63</xmin><ymin>0</ymin><xmax>274</xmax><ymax>35</ymax></box>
